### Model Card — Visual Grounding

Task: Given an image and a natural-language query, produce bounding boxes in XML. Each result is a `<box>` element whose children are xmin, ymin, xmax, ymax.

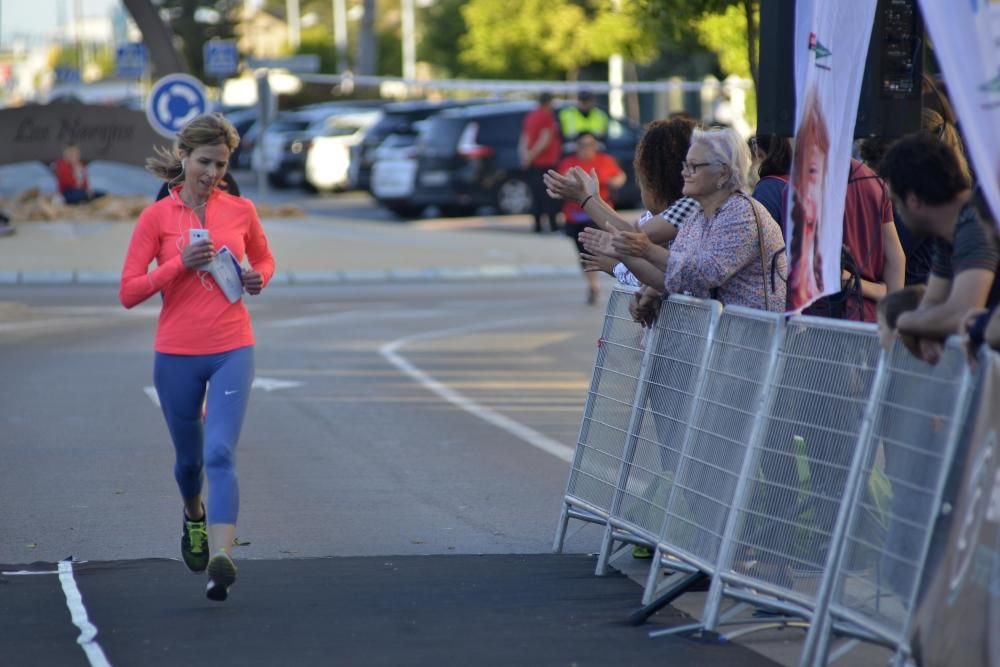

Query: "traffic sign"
<box><xmin>54</xmin><ymin>67</ymin><xmax>81</xmax><ymax>85</ymax></box>
<box><xmin>116</xmin><ymin>43</ymin><xmax>148</xmax><ymax>79</ymax></box>
<box><xmin>146</xmin><ymin>73</ymin><xmax>207</xmax><ymax>138</ymax></box>
<box><xmin>204</xmin><ymin>40</ymin><xmax>239</xmax><ymax>78</ymax></box>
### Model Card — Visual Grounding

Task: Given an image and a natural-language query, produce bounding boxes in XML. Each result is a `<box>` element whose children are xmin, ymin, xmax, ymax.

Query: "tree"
<box><xmin>457</xmin><ymin>0</ymin><xmax>657</xmax><ymax>80</ymax></box>
<box><xmin>637</xmin><ymin>0</ymin><xmax>759</xmax><ymax>89</ymax></box>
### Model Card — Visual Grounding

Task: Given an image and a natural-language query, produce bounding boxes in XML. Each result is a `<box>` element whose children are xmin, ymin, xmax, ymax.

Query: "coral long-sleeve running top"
<box><xmin>120</xmin><ymin>187</ymin><xmax>275</xmax><ymax>355</ymax></box>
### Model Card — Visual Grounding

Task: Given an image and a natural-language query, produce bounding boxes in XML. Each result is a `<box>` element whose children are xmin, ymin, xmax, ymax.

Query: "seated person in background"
<box><xmin>54</xmin><ymin>143</ymin><xmax>106</xmax><ymax>205</ymax></box>
<box><xmin>879</xmin><ymin>134</ymin><xmax>1000</xmax><ymax>363</ymax></box>
<box><xmin>876</xmin><ymin>285</ymin><xmax>925</xmax><ymax>351</ymax></box>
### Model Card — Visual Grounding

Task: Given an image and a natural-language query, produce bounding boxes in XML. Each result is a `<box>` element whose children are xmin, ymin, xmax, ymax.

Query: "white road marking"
<box><xmin>252</xmin><ymin>377</ymin><xmax>303</xmax><ymax>392</ymax></box>
<box><xmin>380</xmin><ymin>320</ymin><xmax>575</xmax><ymax>463</ymax></box>
<box><xmin>2</xmin><ymin>569</ymin><xmax>60</xmax><ymax>575</ymax></box>
<box><xmin>58</xmin><ymin>560</ymin><xmax>111</xmax><ymax>667</ymax></box>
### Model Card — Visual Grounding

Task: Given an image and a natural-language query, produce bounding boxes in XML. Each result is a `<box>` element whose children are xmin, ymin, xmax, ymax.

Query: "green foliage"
<box><xmin>694</xmin><ymin>5</ymin><xmax>752</xmax><ymax>79</ymax></box>
<box><xmin>418</xmin><ymin>0</ymin><xmax>470</xmax><ymax>77</ymax></box>
<box><xmin>298</xmin><ymin>25</ymin><xmax>339</xmax><ymax>73</ymax></box>
<box><xmin>457</xmin><ymin>0</ymin><xmax>657</xmax><ymax>79</ymax></box>
<box><xmin>693</xmin><ymin>4</ymin><xmax>758</xmax><ymax>121</ymax></box>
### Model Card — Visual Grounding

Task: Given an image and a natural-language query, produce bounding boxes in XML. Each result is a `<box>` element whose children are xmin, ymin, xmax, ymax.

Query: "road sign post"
<box><xmin>146</xmin><ymin>74</ymin><xmax>207</xmax><ymax>138</ymax></box>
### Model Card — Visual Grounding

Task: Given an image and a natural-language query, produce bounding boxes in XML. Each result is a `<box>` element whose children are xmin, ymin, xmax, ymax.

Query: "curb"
<box><xmin>0</xmin><ymin>265</ymin><xmax>581</xmax><ymax>287</ymax></box>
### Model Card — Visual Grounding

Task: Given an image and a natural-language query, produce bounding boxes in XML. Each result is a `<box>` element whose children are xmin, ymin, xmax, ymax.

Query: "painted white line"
<box><xmin>2</xmin><ymin>569</ymin><xmax>60</xmax><ymax>576</ymax></box>
<box><xmin>58</xmin><ymin>560</ymin><xmax>112</xmax><ymax>667</ymax></box>
<box><xmin>253</xmin><ymin>377</ymin><xmax>304</xmax><ymax>392</ymax></box>
<box><xmin>380</xmin><ymin>320</ymin><xmax>575</xmax><ymax>464</ymax></box>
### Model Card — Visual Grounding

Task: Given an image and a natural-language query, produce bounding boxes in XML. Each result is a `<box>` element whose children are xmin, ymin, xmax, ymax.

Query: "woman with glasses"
<box><xmin>613</xmin><ymin>126</ymin><xmax>787</xmax><ymax>312</ymax></box>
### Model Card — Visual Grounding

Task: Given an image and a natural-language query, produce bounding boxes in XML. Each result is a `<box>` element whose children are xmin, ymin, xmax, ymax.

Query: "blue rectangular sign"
<box><xmin>116</xmin><ymin>43</ymin><xmax>148</xmax><ymax>79</ymax></box>
<box><xmin>204</xmin><ymin>40</ymin><xmax>239</xmax><ymax>78</ymax></box>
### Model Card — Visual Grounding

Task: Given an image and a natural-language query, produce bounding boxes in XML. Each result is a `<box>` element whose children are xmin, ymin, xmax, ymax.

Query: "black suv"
<box><xmin>400</xmin><ymin>101</ymin><xmax>642</xmax><ymax>217</ymax></box>
<box><xmin>349</xmin><ymin>99</ymin><xmax>496</xmax><ymax>192</ymax></box>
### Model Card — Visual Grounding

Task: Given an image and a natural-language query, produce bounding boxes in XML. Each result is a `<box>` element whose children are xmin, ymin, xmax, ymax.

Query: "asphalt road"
<box><xmin>0</xmin><ymin>279</ymin><xmax>609</xmax><ymax>564</ymax></box>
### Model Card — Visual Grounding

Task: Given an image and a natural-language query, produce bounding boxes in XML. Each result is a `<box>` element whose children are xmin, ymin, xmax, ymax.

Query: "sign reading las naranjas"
<box><xmin>0</xmin><ymin>102</ymin><xmax>169</xmax><ymax>167</ymax></box>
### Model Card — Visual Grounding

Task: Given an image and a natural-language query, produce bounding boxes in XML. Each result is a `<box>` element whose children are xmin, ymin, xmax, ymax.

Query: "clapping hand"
<box><xmin>579</xmin><ymin>227</ymin><xmax>622</xmax><ymax>260</ymax></box>
<box><xmin>544</xmin><ymin>166</ymin><xmax>598</xmax><ymax>203</ymax></box>
<box><xmin>611</xmin><ymin>222</ymin><xmax>652</xmax><ymax>258</ymax></box>
<box><xmin>580</xmin><ymin>252</ymin><xmax>617</xmax><ymax>275</ymax></box>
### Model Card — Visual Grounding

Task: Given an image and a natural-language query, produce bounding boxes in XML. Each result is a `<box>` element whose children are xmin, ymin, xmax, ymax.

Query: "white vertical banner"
<box><xmin>785</xmin><ymin>0</ymin><xmax>878</xmax><ymax>313</ymax></box>
<box><xmin>918</xmin><ymin>0</ymin><xmax>1000</xmax><ymax>232</ymax></box>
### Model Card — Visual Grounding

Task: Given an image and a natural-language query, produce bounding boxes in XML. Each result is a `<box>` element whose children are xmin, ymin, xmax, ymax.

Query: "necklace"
<box><xmin>179</xmin><ymin>189</ymin><xmax>208</xmax><ymax>210</ymax></box>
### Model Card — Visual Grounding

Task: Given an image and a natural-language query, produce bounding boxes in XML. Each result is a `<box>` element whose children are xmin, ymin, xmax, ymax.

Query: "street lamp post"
<box><xmin>333</xmin><ymin>0</ymin><xmax>347</xmax><ymax>74</ymax></box>
<box><xmin>401</xmin><ymin>0</ymin><xmax>415</xmax><ymax>82</ymax></box>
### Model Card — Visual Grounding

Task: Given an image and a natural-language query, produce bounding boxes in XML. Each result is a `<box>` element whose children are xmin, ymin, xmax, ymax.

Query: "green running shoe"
<box><xmin>180</xmin><ymin>511</ymin><xmax>209</xmax><ymax>573</ymax></box>
<box><xmin>632</xmin><ymin>545</ymin><xmax>653</xmax><ymax>559</ymax></box>
<box><xmin>206</xmin><ymin>552</ymin><xmax>237</xmax><ymax>602</ymax></box>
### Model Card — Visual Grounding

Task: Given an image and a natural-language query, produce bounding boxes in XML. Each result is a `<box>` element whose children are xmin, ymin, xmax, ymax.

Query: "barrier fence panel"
<box><xmin>554</xmin><ymin>286</ymin><xmax>649</xmax><ymax>552</ymax></box>
<box><xmin>598</xmin><ymin>296</ymin><xmax>722</xmax><ymax>575</ymax></box>
<box><xmin>801</xmin><ymin>338</ymin><xmax>977</xmax><ymax>666</ymax></box>
<box><xmin>638</xmin><ymin>305</ymin><xmax>785</xmax><ymax>606</ymax></box>
<box><xmin>704</xmin><ymin>317</ymin><xmax>883</xmax><ymax>626</ymax></box>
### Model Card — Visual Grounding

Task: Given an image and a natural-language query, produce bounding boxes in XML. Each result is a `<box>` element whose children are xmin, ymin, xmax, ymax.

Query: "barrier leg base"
<box><xmin>628</xmin><ymin>571</ymin><xmax>708</xmax><ymax>626</ymax></box>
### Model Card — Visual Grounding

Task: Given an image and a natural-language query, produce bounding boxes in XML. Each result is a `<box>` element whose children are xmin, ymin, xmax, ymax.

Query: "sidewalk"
<box><xmin>0</xmin><ymin>214</ymin><xmax>582</xmax><ymax>285</ymax></box>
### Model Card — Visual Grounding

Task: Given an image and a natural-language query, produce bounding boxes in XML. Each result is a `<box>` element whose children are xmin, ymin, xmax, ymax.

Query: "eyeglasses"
<box><xmin>681</xmin><ymin>161</ymin><xmax>721</xmax><ymax>174</ymax></box>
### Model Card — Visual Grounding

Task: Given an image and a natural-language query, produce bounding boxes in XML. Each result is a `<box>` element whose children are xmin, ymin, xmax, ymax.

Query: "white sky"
<box><xmin>3</xmin><ymin>0</ymin><xmax>121</xmax><ymax>41</ymax></box>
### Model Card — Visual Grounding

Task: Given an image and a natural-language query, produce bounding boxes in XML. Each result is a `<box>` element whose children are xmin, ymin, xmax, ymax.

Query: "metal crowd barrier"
<box><xmin>554</xmin><ymin>293</ymin><xmax>983</xmax><ymax>666</ymax></box>
<box><xmin>553</xmin><ymin>285</ymin><xmax>650</xmax><ymax>552</ymax></box>
<box><xmin>595</xmin><ymin>295</ymin><xmax>722</xmax><ymax>578</ymax></box>
<box><xmin>800</xmin><ymin>338</ymin><xmax>977</xmax><ymax>666</ymax></box>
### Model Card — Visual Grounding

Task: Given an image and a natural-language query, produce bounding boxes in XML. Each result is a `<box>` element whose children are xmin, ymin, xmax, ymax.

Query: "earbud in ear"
<box><xmin>181</xmin><ymin>158</ymin><xmax>188</xmax><ymax>171</ymax></box>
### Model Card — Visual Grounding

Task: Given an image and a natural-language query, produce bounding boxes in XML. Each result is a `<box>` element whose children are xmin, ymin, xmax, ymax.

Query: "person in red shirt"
<box><xmin>556</xmin><ymin>132</ymin><xmax>625</xmax><ymax>304</ymax></box>
<box><xmin>519</xmin><ymin>92</ymin><xmax>563</xmax><ymax>233</ymax></box>
<box><xmin>120</xmin><ymin>113</ymin><xmax>275</xmax><ymax>602</ymax></box>
<box><xmin>54</xmin><ymin>143</ymin><xmax>106</xmax><ymax>205</ymax></box>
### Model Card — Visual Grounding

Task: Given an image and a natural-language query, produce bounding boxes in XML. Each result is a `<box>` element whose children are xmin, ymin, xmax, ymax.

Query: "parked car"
<box><xmin>224</xmin><ymin>107</ymin><xmax>259</xmax><ymax>170</ymax></box>
<box><xmin>371</xmin><ymin>101</ymin><xmax>643</xmax><ymax>218</ymax></box>
<box><xmin>304</xmin><ymin>110</ymin><xmax>382</xmax><ymax>192</ymax></box>
<box><xmin>252</xmin><ymin>103</ymin><xmax>381</xmax><ymax>188</ymax></box>
<box><xmin>369</xmin><ymin>127</ymin><xmax>430</xmax><ymax>217</ymax></box>
<box><xmin>349</xmin><ymin>98</ymin><xmax>495</xmax><ymax>192</ymax></box>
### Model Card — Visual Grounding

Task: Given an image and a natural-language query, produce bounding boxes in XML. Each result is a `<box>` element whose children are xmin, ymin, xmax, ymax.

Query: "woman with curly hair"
<box><xmin>543</xmin><ymin>116</ymin><xmax>700</xmax><ymax>288</ymax></box>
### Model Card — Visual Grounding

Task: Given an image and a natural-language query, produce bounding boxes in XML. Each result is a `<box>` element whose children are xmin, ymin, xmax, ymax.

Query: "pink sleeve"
<box><xmin>119</xmin><ymin>208</ymin><xmax>186</xmax><ymax>309</ymax></box>
<box><xmin>245</xmin><ymin>202</ymin><xmax>275</xmax><ymax>286</ymax></box>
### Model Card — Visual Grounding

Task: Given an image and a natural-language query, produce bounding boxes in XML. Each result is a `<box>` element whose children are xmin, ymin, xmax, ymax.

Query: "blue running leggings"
<box><xmin>153</xmin><ymin>346</ymin><xmax>254</xmax><ymax>525</ymax></box>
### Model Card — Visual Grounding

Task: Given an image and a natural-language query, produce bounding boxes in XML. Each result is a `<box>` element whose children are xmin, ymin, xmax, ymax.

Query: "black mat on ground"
<box><xmin>1</xmin><ymin>554</ymin><xmax>780</xmax><ymax>666</ymax></box>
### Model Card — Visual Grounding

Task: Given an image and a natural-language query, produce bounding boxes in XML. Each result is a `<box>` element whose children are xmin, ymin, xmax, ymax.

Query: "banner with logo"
<box><xmin>909</xmin><ymin>351</ymin><xmax>1000</xmax><ymax>666</ymax></box>
<box><xmin>785</xmin><ymin>0</ymin><xmax>878</xmax><ymax>313</ymax></box>
<box><xmin>918</xmin><ymin>0</ymin><xmax>1000</xmax><ymax>232</ymax></box>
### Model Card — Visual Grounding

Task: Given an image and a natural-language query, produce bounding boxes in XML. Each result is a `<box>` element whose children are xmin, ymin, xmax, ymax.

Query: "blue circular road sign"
<box><xmin>146</xmin><ymin>74</ymin><xmax>207</xmax><ymax>138</ymax></box>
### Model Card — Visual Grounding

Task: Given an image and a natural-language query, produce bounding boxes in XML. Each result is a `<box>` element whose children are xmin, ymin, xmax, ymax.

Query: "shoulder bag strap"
<box><xmin>740</xmin><ymin>193</ymin><xmax>771</xmax><ymax>312</ymax></box>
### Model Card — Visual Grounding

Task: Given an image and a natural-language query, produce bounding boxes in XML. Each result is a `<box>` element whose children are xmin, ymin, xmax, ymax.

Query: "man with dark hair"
<box><xmin>519</xmin><ymin>91</ymin><xmax>562</xmax><ymax>233</ymax></box>
<box><xmin>879</xmin><ymin>133</ymin><xmax>1000</xmax><ymax>362</ymax></box>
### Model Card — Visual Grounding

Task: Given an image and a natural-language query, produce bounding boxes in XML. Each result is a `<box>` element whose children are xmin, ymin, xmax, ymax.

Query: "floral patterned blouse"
<box><xmin>663</xmin><ymin>193</ymin><xmax>787</xmax><ymax>312</ymax></box>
